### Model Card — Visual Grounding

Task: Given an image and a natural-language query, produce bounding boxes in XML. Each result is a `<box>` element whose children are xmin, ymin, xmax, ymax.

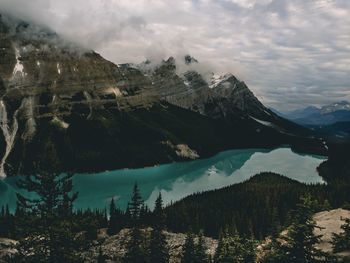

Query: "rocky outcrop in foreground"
<box><xmin>1</xmin><ymin>209</ymin><xmax>350</xmax><ymax>262</ymax></box>
<box><xmin>314</xmin><ymin>208</ymin><xmax>350</xmax><ymax>258</ymax></box>
<box><xmin>83</xmin><ymin>228</ymin><xmax>217</xmax><ymax>263</ymax></box>
<box><xmin>0</xmin><ymin>238</ymin><xmax>17</xmax><ymax>263</ymax></box>
<box><xmin>258</xmin><ymin>208</ymin><xmax>350</xmax><ymax>261</ymax></box>
<box><xmin>0</xmin><ymin>228</ymin><xmax>217</xmax><ymax>263</ymax></box>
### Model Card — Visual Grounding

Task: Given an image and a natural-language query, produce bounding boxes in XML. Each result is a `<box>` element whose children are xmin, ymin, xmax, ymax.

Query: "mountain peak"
<box><xmin>209</xmin><ymin>73</ymin><xmax>237</xmax><ymax>89</ymax></box>
<box><xmin>321</xmin><ymin>101</ymin><xmax>350</xmax><ymax>114</ymax></box>
<box><xmin>184</xmin><ymin>55</ymin><xmax>198</xmax><ymax>65</ymax></box>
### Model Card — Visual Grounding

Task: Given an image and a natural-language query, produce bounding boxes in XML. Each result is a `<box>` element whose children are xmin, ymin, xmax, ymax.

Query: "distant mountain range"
<box><xmin>0</xmin><ymin>14</ymin><xmax>323</xmax><ymax>177</ymax></box>
<box><xmin>272</xmin><ymin>101</ymin><xmax>350</xmax><ymax>126</ymax></box>
<box><xmin>272</xmin><ymin>101</ymin><xmax>350</xmax><ymax>140</ymax></box>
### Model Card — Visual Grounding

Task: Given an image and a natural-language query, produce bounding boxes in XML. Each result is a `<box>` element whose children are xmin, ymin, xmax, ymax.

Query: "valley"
<box><xmin>0</xmin><ymin>7</ymin><xmax>349</xmax><ymax>263</ymax></box>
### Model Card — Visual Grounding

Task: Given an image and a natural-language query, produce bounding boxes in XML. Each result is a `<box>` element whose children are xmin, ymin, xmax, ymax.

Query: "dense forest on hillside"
<box><xmin>164</xmin><ymin>172</ymin><xmax>349</xmax><ymax>239</ymax></box>
<box><xmin>164</xmin><ymin>143</ymin><xmax>350</xmax><ymax>239</ymax></box>
<box><xmin>7</xmin><ymin>102</ymin><xmax>313</xmax><ymax>176</ymax></box>
<box><xmin>317</xmin><ymin>142</ymin><xmax>350</xmax><ymax>184</ymax></box>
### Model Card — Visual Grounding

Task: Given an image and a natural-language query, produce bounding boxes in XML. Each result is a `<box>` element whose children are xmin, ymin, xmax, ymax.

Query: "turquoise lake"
<box><xmin>0</xmin><ymin>147</ymin><xmax>326</xmax><ymax>212</ymax></box>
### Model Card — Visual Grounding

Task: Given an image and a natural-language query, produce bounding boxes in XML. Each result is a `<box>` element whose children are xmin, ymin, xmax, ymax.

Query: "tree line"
<box><xmin>164</xmin><ymin>172</ymin><xmax>350</xmax><ymax>239</ymax></box>
<box><xmin>1</xmin><ymin>143</ymin><xmax>350</xmax><ymax>262</ymax></box>
<box><xmin>1</xmin><ymin>172</ymin><xmax>350</xmax><ymax>262</ymax></box>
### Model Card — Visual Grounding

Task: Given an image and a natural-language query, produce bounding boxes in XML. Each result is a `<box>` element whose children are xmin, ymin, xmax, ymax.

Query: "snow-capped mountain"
<box><xmin>320</xmin><ymin>101</ymin><xmax>350</xmax><ymax>114</ymax></box>
<box><xmin>0</xmin><ymin>14</ymin><xmax>321</xmax><ymax>177</ymax></box>
<box><xmin>277</xmin><ymin>101</ymin><xmax>350</xmax><ymax>126</ymax></box>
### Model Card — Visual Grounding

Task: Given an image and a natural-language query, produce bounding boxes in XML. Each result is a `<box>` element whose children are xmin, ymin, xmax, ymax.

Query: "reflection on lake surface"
<box><xmin>0</xmin><ymin>148</ymin><xmax>326</xmax><ymax>212</ymax></box>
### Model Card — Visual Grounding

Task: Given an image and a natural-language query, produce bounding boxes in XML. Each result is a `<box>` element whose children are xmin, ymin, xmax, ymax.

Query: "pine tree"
<box><xmin>332</xmin><ymin>217</ymin><xmax>350</xmax><ymax>253</ymax></box>
<box><xmin>182</xmin><ymin>232</ymin><xmax>195</xmax><ymax>263</ymax></box>
<box><xmin>11</xmin><ymin>155</ymin><xmax>81</xmax><ymax>263</ymax></box>
<box><xmin>107</xmin><ymin>198</ymin><xmax>119</xmax><ymax>235</ymax></box>
<box><xmin>321</xmin><ymin>199</ymin><xmax>332</xmax><ymax>211</ymax></box>
<box><xmin>129</xmin><ymin>182</ymin><xmax>143</xmax><ymax>224</ymax></box>
<box><xmin>125</xmin><ymin>203</ymin><xmax>131</xmax><ymax>227</ymax></box>
<box><xmin>123</xmin><ymin>182</ymin><xmax>148</xmax><ymax>263</ymax></box>
<box><xmin>97</xmin><ymin>246</ymin><xmax>106</xmax><ymax>263</ymax></box>
<box><xmin>194</xmin><ymin>232</ymin><xmax>209</xmax><ymax>263</ymax></box>
<box><xmin>110</xmin><ymin>198</ymin><xmax>116</xmax><ymax>216</ymax></box>
<box><xmin>0</xmin><ymin>205</ymin><xmax>14</xmax><ymax>238</ymax></box>
<box><xmin>123</xmin><ymin>224</ymin><xmax>148</xmax><ymax>263</ymax></box>
<box><xmin>149</xmin><ymin>193</ymin><xmax>169</xmax><ymax>263</ymax></box>
<box><xmin>281</xmin><ymin>196</ymin><xmax>331</xmax><ymax>263</ymax></box>
<box><xmin>140</xmin><ymin>203</ymin><xmax>151</xmax><ymax>226</ymax></box>
<box><xmin>213</xmin><ymin>232</ymin><xmax>256</xmax><ymax>263</ymax></box>
<box><xmin>269</xmin><ymin>207</ymin><xmax>281</xmax><ymax>237</ymax></box>
<box><xmin>261</xmin><ymin>195</ymin><xmax>334</xmax><ymax>263</ymax></box>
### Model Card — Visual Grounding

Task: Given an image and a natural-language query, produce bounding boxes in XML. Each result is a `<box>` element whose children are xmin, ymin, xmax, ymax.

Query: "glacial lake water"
<box><xmin>0</xmin><ymin>147</ymin><xmax>326</xmax><ymax>212</ymax></box>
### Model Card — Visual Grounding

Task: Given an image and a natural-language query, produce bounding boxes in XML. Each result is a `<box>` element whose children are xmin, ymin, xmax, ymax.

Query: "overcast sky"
<box><xmin>1</xmin><ymin>0</ymin><xmax>349</xmax><ymax>111</ymax></box>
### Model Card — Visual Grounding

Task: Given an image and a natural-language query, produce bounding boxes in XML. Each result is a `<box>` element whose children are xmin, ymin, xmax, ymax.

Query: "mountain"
<box><xmin>321</xmin><ymin>101</ymin><xmax>350</xmax><ymax>114</ymax></box>
<box><xmin>0</xmin><ymin>14</ymin><xmax>322</xmax><ymax>177</ymax></box>
<box><xmin>134</xmin><ymin>57</ymin><xmax>310</xmax><ymax>135</ymax></box>
<box><xmin>277</xmin><ymin>101</ymin><xmax>350</xmax><ymax>126</ymax></box>
<box><xmin>295</xmin><ymin>110</ymin><xmax>350</xmax><ymax>126</ymax></box>
<box><xmin>275</xmin><ymin>106</ymin><xmax>320</xmax><ymax>120</ymax></box>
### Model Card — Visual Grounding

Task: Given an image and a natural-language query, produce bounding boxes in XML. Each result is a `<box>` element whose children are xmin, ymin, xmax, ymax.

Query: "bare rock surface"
<box><xmin>83</xmin><ymin>228</ymin><xmax>217</xmax><ymax>263</ymax></box>
<box><xmin>314</xmin><ymin>208</ymin><xmax>350</xmax><ymax>253</ymax></box>
<box><xmin>0</xmin><ymin>238</ymin><xmax>17</xmax><ymax>263</ymax></box>
<box><xmin>2</xmin><ymin>209</ymin><xmax>350</xmax><ymax>262</ymax></box>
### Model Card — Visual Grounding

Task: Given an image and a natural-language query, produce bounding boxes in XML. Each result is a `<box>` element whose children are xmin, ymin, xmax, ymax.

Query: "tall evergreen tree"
<box><xmin>10</xmin><ymin>143</ymin><xmax>81</xmax><ymax>263</ymax></box>
<box><xmin>97</xmin><ymin>246</ymin><xmax>106</xmax><ymax>263</ymax></box>
<box><xmin>110</xmin><ymin>198</ymin><xmax>116</xmax><ymax>216</ymax></box>
<box><xmin>261</xmin><ymin>195</ymin><xmax>334</xmax><ymax>263</ymax></box>
<box><xmin>125</xmin><ymin>203</ymin><xmax>131</xmax><ymax>227</ymax></box>
<box><xmin>182</xmin><ymin>232</ymin><xmax>195</xmax><ymax>263</ymax></box>
<box><xmin>12</xmin><ymin>170</ymin><xmax>80</xmax><ymax>263</ymax></box>
<box><xmin>149</xmin><ymin>193</ymin><xmax>169</xmax><ymax>263</ymax></box>
<box><xmin>332</xmin><ymin>217</ymin><xmax>350</xmax><ymax>253</ymax></box>
<box><xmin>123</xmin><ymin>182</ymin><xmax>148</xmax><ymax>263</ymax></box>
<box><xmin>280</xmin><ymin>196</ymin><xmax>332</xmax><ymax>263</ymax></box>
<box><xmin>194</xmin><ymin>232</ymin><xmax>209</xmax><ymax>263</ymax></box>
<box><xmin>213</xmin><ymin>232</ymin><xmax>256</xmax><ymax>263</ymax></box>
<box><xmin>107</xmin><ymin>198</ymin><xmax>119</xmax><ymax>235</ymax></box>
<box><xmin>129</xmin><ymin>182</ymin><xmax>143</xmax><ymax>224</ymax></box>
<box><xmin>0</xmin><ymin>204</ymin><xmax>14</xmax><ymax>238</ymax></box>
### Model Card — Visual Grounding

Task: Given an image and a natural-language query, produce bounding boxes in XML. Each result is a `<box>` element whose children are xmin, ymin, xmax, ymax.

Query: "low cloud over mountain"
<box><xmin>1</xmin><ymin>0</ymin><xmax>349</xmax><ymax>111</ymax></box>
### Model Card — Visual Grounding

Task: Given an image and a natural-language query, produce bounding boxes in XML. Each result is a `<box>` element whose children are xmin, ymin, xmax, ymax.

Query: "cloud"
<box><xmin>1</xmin><ymin>0</ymin><xmax>349</xmax><ymax>111</ymax></box>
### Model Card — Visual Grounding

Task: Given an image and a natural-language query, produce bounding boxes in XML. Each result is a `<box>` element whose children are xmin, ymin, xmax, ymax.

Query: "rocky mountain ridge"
<box><xmin>276</xmin><ymin>101</ymin><xmax>350</xmax><ymax>126</ymax></box>
<box><xmin>321</xmin><ymin>101</ymin><xmax>350</xmax><ymax>114</ymax></box>
<box><xmin>0</xmin><ymin>14</ymin><xmax>322</xmax><ymax>177</ymax></box>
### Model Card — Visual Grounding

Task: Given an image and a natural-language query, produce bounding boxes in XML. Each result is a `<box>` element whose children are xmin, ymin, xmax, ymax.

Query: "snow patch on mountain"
<box><xmin>321</xmin><ymin>101</ymin><xmax>350</xmax><ymax>114</ymax></box>
<box><xmin>209</xmin><ymin>73</ymin><xmax>234</xmax><ymax>89</ymax></box>
<box><xmin>250</xmin><ymin>116</ymin><xmax>274</xmax><ymax>127</ymax></box>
